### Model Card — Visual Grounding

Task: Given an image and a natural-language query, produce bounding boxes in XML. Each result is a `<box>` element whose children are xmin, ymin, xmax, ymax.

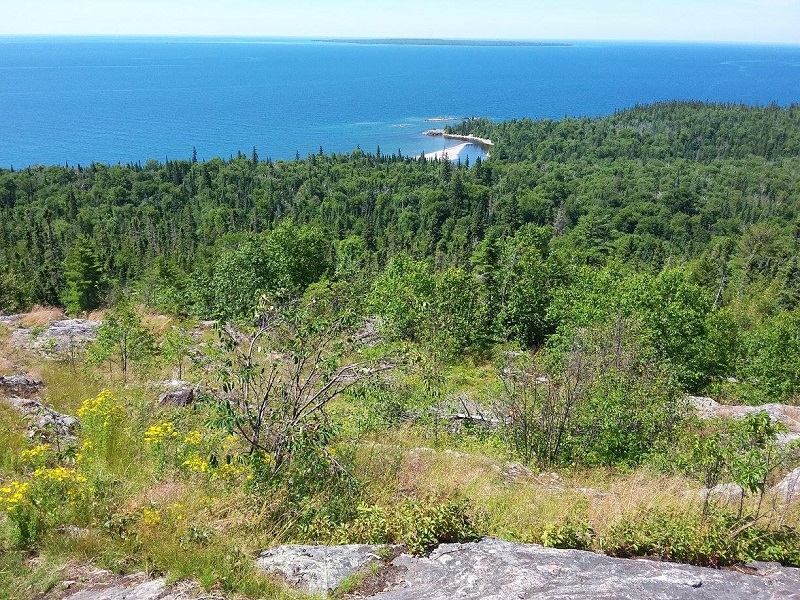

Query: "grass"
<box><xmin>0</xmin><ymin>547</ymin><xmax>66</xmax><ymax>600</ymax></box>
<box><xmin>19</xmin><ymin>307</ymin><xmax>65</xmax><ymax>329</ymax></box>
<box><xmin>0</xmin><ymin>403</ymin><xmax>27</xmax><ymax>474</ymax></box>
<box><xmin>2</xmin><ymin>335</ymin><xmax>800</xmax><ymax>598</ymax></box>
<box><xmin>352</xmin><ymin>436</ymin><xmax>703</xmax><ymax>546</ymax></box>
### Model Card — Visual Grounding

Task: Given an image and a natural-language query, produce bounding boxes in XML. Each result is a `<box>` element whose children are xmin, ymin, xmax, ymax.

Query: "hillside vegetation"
<box><xmin>1</xmin><ymin>102</ymin><xmax>799</xmax><ymax>598</ymax></box>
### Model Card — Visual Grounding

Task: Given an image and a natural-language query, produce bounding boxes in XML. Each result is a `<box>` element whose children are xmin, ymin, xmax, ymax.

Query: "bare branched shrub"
<box><xmin>211</xmin><ymin>303</ymin><xmax>391</xmax><ymax>481</ymax></box>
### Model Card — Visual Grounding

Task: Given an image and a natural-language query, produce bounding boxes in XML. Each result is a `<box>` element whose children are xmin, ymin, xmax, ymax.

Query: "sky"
<box><xmin>0</xmin><ymin>0</ymin><xmax>798</xmax><ymax>44</ymax></box>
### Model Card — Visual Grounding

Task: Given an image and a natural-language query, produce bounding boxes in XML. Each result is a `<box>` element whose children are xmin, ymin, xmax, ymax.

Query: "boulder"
<box><xmin>3</xmin><ymin>395</ymin><xmax>79</xmax><ymax>444</ymax></box>
<box><xmin>369</xmin><ymin>538</ymin><xmax>800</xmax><ymax>600</ymax></box>
<box><xmin>772</xmin><ymin>467</ymin><xmax>800</xmax><ymax>504</ymax></box>
<box><xmin>158</xmin><ymin>387</ymin><xmax>195</xmax><ymax>407</ymax></box>
<box><xmin>256</xmin><ymin>544</ymin><xmax>382</xmax><ymax>596</ymax></box>
<box><xmin>701</xmin><ymin>483</ymin><xmax>744</xmax><ymax>504</ymax></box>
<box><xmin>0</xmin><ymin>375</ymin><xmax>43</xmax><ymax>398</ymax></box>
<box><xmin>63</xmin><ymin>574</ymin><xmax>182</xmax><ymax>600</ymax></box>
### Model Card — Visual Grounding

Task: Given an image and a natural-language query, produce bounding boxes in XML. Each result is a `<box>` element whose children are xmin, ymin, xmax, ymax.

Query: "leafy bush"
<box><xmin>331</xmin><ymin>497</ymin><xmax>481</xmax><ymax>555</ymax></box>
<box><xmin>501</xmin><ymin>318</ymin><xmax>684</xmax><ymax>468</ymax></box>
<box><xmin>603</xmin><ymin>508</ymin><xmax>800</xmax><ymax>567</ymax></box>
<box><xmin>0</xmin><ymin>466</ymin><xmax>90</xmax><ymax>549</ymax></box>
<box><xmin>742</xmin><ymin>309</ymin><xmax>800</xmax><ymax>402</ymax></box>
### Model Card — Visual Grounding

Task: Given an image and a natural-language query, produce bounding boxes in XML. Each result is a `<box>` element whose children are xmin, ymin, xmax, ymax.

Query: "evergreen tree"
<box><xmin>62</xmin><ymin>236</ymin><xmax>103</xmax><ymax>315</ymax></box>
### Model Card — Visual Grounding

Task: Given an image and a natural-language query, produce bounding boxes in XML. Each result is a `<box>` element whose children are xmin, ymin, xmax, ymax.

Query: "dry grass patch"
<box><xmin>20</xmin><ymin>306</ymin><xmax>65</xmax><ymax>328</ymax></box>
<box><xmin>0</xmin><ymin>356</ymin><xmax>17</xmax><ymax>376</ymax></box>
<box><xmin>86</xmin><ymin>309</ymin><xmax>106</xmax><ymax>322</ymax></box>
<box><xmin>142</xmin><ymin>314</ymin><xmax>172</xmax><ymax>335</ymax></box>
<box><xmin>36</xmin><ymin>362</ymin><xmax>103</xmax><ymax>416</ymax></box>
<box><xmin>354</xmin><ymin>442</ymin><xmax>723</xmax><ymax>548</ymax></box>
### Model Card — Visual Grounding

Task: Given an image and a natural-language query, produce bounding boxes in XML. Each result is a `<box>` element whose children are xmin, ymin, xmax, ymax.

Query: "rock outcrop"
<box><xmin>688</xmin><ymin>395</ymin><xmax>800</xmax><ymax>445</ymax></box>
<box><xmin>158</xmin><ymin>387</ymin><xmax>195</xmax><ymax>407</ymax></box>
<box><xmin>257</xmin><ymin>544</ymin><xmax>382</xmax><ymax>595</ymax></box>
<box><xmin>0</xmin><ymin>374</ymin><xmax>44</xmax><ymax>398</ymax></box>
<box><xmin>371</xmin><ymin>538</ymin><xmax>800</xmax><ymax>600</ymax></box>
<box><xmin>62</xmin><ymin>573</ymin><xmax>187</xmax><ymax>600</ymax></box>
<box><xmin>10</xmin><ymin>318</ymin><xmax>99</xmax><ymax>355</ymax></box>
<box><xmin>65</xmin><ymin>578</ymin><xmax>175</xmax><ymax>600</ymax></box>
<box><xmin>3</xmin><ymin>395</ymin><xmax>79</xmax><ymax>444</ymax></box>
<box><xmin>773</xmin><ymin>467</ymin><xmax>800</xmax><ymax>504</ymax></box>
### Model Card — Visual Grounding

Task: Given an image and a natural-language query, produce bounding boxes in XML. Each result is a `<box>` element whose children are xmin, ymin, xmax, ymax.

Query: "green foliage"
<box><xmin>539</xmin><ymin>520</ymin><xmax>593</xmax><ymax>550</ymax></box>
<box><xmin>0</xmin><ymin>268</ymin><xmax>33</xmax><ymax>314</ymax></box>
<box><xmin>548</xmin><ymin>267</ymin><xmax>717</xmax><ymax>389</ymax></box>
<box><xmin>161</xmin><ymin>326</ymin><xmax>192</xmax><ymax>379</ymax></box>
<box><xmin>370</xmin><ymin>256</ymin><xmax>487</xmax><ymax>357</ymax></box>
<box><xmin>495</xmin><ymin>225</ymin><xmax>560</xmax><ymax>346</ymax></box>
<box><xmin>331</xmin><ymin>497</ymin><xmax>480</xmax><ymax>555</ymax></box>
<box><xmin>87</xmin><ymin>303</ymin><xmax>157</xmax><ymax>382</ymax></box>
<box><xmin>62</xmin><ymin>235</ymin><xmax>103</xmax><ymax>315</ymax></box>
<box><xmin>202</xmin><ymin>221</ymin><xmax>330</xmax><ymax>319</ymax></box>
<box><xmin>742</xmin><ymin>308</ymin><xmax>800</xmax><ymax>401</ymax></box>
<box><xmin>369</xmin><ymin>255</ymin><xmax>435</xmax><ymax>342</ymax></box>
<box><xmin>502</xmin><ymin>319</ymin><xmax>684</xmax><ymax>468</ymax></box>
<box><xmin>669</xmin><ymin>411</ymin><xmax>793</xmax><ymax>519</ymax></box>
<box><xmin>604</xmin><ymin>508</ymin><xmax>800</xmax><ymax>567</ymax></box>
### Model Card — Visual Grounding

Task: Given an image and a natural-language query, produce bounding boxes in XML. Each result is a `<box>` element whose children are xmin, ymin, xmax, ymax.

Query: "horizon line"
<box><xmin>0</xmin><ymin>34</ymin><xmax>798</xmax><ymax>47</ymax></box>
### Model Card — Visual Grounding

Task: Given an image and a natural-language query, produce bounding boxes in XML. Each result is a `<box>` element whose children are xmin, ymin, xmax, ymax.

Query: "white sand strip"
<box><xmin>424</xmin><ymin>142</ymin><xmax>471</xmax><ymax>161</ymax></box>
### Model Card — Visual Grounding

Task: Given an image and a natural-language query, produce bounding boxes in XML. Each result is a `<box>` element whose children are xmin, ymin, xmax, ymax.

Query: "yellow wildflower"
<box><xmin>20</xmin><ymin>444</ymin><xmax>49</xmax><ymax>465</ymax></box>
<box><xmin>213</xmin><ymin>462</ymin><xmax>248</xmax><ymax>482</ymax></box>
<box><xmin>142</xmin><ymin>507</ymin><xmax>162</xmax><ymax>526</ymax></box>
<box><xmin>144</xmin><ymin>421</ymin><xmax>180</xmax><ymax>444</ymax></box>
<box><xmin>33</xmin><ymin>467</ymin><xmax>87</xmax><ymax>485</ymax></box>
<box><xmin>76</xmin><ymin>440</ymin><xmax>93</xmax><ymax>463</ymax></box>
<box><xmin>182</xmin><ymin>455</ymin><xmax>210</xmax><ymax>474</ymax></box>
<box><xmin>0</xmin><ymin>481</ymin><xmax>30</xmax><ymax>511</ymax></box>
<box><xmin>183</xmin><ymin>430</ymin><xmax>203</xmax><ymax>446</ymax></box>
<box><xmin>77</xmin><ymin>390</ymin><xmax>124</xmax><ymax>428</ymax></box>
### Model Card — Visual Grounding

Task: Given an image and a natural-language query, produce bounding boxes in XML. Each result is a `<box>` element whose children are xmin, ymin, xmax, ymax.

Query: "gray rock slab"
<box><xmin>0</xmin><ymin>374</ymin><xmax>44</xmax><ymax>398</ymax></box>
<box><xmin>257</xmin><ymin>544</ymin><xmax>381</xmax><ymax>596</ymax></box>
<box><xmin>701</xmin><ymin>483</ymin><xmax>744</xmax><ymax>504</ymax></box>
<box><xmin>64</xmin><ymin>577</ymin><xmax>180</xmax><ymax>600</ymax></box>
<box><xmin>3</xmin><ymin>395</ymin><xmax>79</xmax><ymax>442</ymax></box>
<box><xmin>158</xmin><ymin>387</ymin><xmax>195</xmax><ymax>407</ymax></box>
<box><xmin>11</xmin><ymin>318</ymin><xmax>98</xmax><ymax>354</ymax></box>
<box><xmin>773</xmin><ymin>467</ymin><xmax>800</xmax><ymax>504</ymax></box>
<box><xmin>370</xmin><ymin>538</ymin><xmax>800</xmax><ymax>600</ymax></box>
<box><xmin>687</xmin><ymin>396</ymin><xmax>800</xmax><ymax>444</ymax></box>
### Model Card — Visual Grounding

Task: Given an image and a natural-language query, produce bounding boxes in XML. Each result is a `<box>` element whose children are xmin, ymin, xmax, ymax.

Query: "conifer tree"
<box><xmin>62</xmin><ymin>236</ymin><xmax>103</xmax><ymax>315</ymax></box>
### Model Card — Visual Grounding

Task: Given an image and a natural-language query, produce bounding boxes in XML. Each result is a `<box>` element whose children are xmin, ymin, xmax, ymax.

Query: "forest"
<box><xmin>1</xmin><ymin>101</ymin><xmax>800</xmax><ymax>597</ymax></box>
<box><xmin>1</xmin><ymin>101</ymin><xmax>799</xmax><ymax>397</ymax></box>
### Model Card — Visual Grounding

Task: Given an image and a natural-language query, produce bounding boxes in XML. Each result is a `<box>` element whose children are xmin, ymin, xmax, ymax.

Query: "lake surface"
<box><xmin>1</xmin><ymin>37</ymin><xmax>799</xmax><ymax>167</ymax></box>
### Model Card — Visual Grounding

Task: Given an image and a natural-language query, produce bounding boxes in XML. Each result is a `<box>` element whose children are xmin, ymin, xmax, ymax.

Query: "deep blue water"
<box><xmin>1</xmin><ymin>37</ymin><xmax>799</xmax><ymax>168</ymax></box>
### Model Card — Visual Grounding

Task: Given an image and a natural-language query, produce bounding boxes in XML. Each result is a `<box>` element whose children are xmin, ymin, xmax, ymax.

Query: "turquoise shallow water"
<box><xmin>1</xmin><ymin>37</ymin><xmax>799</xmax><ymax>167</ymax></box>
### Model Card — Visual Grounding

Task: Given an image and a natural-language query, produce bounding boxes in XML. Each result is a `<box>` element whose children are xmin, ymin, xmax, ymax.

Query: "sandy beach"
<box><xmin>424</xmin><ymin>142</ymin><xmax>472</xmax><ymax>161</ymax></box>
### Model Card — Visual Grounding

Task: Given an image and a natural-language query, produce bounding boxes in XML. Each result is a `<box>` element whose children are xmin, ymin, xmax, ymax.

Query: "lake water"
<box><xmin>1</xmin><ymin>37</ymin><xmax>799</xmax><ymax>167</ymax></box>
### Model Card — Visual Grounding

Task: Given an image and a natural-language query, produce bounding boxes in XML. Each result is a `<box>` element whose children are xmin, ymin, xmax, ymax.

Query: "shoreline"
<box><xmin>423</xmin><ymin>129</ymin><xmax>495</xmax><ymax>148</ymax></box>
<box><xmin>423</xmin><ymin>142</ymin><xmax>472</xmax><ymax>161</ymax></box>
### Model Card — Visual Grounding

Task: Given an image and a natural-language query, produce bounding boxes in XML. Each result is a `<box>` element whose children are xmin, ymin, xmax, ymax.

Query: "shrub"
<box><xmin>0</xmin><ymin>467</ymin><xmax>90</xmax><ymax>549</ymax></box>
<box><xmin>603</xmin><ymin>508</ymin><xmax>800</xmax><ymax>567</ymax></box>
<box><xmin>331</xmin><ymin>497</ymin><xmax>481</xmax><ymax>555</ymax></box>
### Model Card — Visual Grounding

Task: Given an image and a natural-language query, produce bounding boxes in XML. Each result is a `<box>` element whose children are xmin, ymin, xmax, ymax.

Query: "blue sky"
<box><xmin>0</xmin><ymin>0</ymin><xmax>798</xmax><ymax>44</ymax></box>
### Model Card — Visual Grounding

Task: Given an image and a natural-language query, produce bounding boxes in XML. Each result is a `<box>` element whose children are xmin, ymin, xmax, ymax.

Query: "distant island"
<box><xmin>316</xmin><ymin>38</ymin><xmax>573</xmax><ymax>47</ymax></box>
